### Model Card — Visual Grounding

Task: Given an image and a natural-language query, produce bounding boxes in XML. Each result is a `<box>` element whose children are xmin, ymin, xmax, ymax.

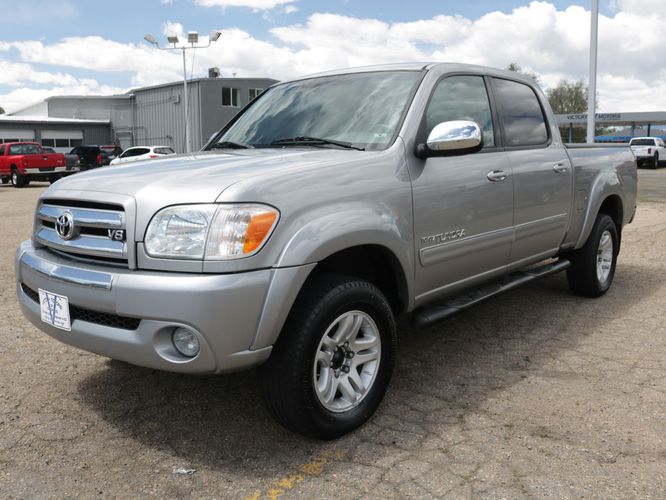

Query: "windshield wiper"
<box><xmin>270</xmin><ymin>136</ymin><xmax>365</xmax><ymax>151</ymax></box>
<box><xmin>209</xmin><ymin>141</ymin><xmax>253</xmax><ymax>150</ymax></box>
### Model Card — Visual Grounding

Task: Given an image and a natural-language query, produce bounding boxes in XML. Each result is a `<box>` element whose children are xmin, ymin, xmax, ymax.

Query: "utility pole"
<box><xmin>586</xmin><ymin>0</ymin><xmax>599</xmax><ymax>144</ymax></box>
<box><xmin>143</xmin><ymin>30</ymin><xmax>221</xmax><ymax>153</ymax></box>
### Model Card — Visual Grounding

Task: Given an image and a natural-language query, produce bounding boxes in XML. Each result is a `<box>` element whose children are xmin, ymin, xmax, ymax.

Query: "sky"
<box><xmin>0</xmin><ymin>0</ymin><xmax>664</xmax><ymax>113</ymax></box>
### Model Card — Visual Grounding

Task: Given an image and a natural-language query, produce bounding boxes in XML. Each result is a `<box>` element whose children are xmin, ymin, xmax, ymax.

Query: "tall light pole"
<box><xmin>143</xmin><ymin>30</ymin><xmax>222</xmax><ymax>153</ymax></box>
<box><xmin>586</xmin><ymin>0</ymin><xmax>599</xmax><ymax>144</ymax></box>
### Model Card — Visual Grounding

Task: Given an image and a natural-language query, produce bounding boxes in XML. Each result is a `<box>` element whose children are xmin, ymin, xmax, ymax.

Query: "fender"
<box><xmin>249</xmin><ymin>206</ymin><xmax>415</xmax><ymax>350</ymax></box>
<box><xmin>575</xmin><ymin>169</ymin><xmax>624</xmax><ymax>249</ymax></box>
<box><xmin>275</xmin><ymin>205</ymin><xmax>414</xmax><ymax>288</ymax></box>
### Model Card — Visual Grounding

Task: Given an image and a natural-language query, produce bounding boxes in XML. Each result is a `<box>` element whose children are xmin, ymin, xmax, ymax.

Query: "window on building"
<box><xmin>42</xmin><ymin>138</ymin><xmax>56</xmax><ymax>147</ymax></box>
<box><xmin>492</xmin><ymin>78</ymin><xmax>548</xmax><ymax>147</ymax></box>
<box><xmin>425</xmin><ymin>75</ymin><xmax>495</xmax><ymax>148</ymax></box>
<box><xmin>70</xmin><ymin>138</ymin><xmax>82</xmax><ymax>147</ymax></box>
<box><xmin>222</xmin><ymin>87</ymin><xmax>240</xmax><ymax>107</ymax></box>
<box><xmin>248</xmin><ymin>88</ymin><xmax>263</xmax><ymax>101</ymax></box>
<box><xmin>55</xmin><ymin>139</ymin><xmax>69</xmax><ymax>148</ymax></box>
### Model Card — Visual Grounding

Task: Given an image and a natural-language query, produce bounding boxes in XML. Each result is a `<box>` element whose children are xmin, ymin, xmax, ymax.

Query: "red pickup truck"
<box><xmin>0</xmin><ymin>142</ymin><xmax>68</xmax><ymax>187</ymax></box>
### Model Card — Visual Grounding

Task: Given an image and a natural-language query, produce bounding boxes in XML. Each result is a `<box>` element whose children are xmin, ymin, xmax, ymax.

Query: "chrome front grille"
<box><xmin>35</xmin><ymin>200</ymin><xmax>129</xmax><ymax>266</ymax></box>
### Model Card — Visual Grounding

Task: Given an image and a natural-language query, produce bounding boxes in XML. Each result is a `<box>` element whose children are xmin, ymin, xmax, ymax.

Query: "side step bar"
<box><xmin>412</xmin><ymin>259</ymin><xmax>571</xmax><ymax>328</ymax></box>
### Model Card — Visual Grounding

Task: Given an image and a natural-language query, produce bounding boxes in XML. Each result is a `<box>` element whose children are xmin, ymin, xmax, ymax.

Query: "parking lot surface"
<box><xmin>1</xmin><ymin>170</ymin><xmax>665</xmax><ymax>499</ymax></box>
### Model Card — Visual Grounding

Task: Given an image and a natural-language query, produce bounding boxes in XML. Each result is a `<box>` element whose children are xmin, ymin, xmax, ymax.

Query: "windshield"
<box><xmin>210</xmin><ymin>71</ymin><xmax>421</xmax><ymax>151</ymax></box>
<box><xmin>630</xmin><ymin>139</ymin><xmax>655</xmax><ymax>146</ymax></box>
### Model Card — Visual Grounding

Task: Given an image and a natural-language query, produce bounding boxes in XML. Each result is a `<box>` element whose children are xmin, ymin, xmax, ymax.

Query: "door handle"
<box><xmin>553</xmin><ymin>162</ymin><xmax>569</xmax><ymax>174</ymax></box>
<box><xmin>487</xmin><ymin>170</ymin><xmax>509</xmax><ymax>182</ymax></box>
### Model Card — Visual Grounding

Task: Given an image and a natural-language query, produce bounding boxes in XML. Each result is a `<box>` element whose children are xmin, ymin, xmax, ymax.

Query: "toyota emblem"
<box><xmin>55</xmin><ymin>211</ymin><xmax>76</xmax><ymax>240</ymax></box>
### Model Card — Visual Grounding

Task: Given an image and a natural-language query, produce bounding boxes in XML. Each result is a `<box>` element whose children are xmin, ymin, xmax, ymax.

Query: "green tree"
<box><xmin>547</xmin><ymin>79</ymin><xmax>599</xmax><ymax>143</ymax></box>
<box><xmin>505</xmin><ymin>62</ymin><xmax>541</xmax><ymax>84</ymax></box>
<box><xmin>0</xmin><ymin>106</ymin><xmax>5</xmax><ymax>115</ymax></box>
<box><xmin>546</xmin><ymin>79</ymin><xmax>589</xmax><ymax>114</ymax></box>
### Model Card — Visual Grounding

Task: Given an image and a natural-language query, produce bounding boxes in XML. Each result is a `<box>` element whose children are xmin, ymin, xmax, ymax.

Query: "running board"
<box><xmin>412</xmin><ymin>259</ymin><xmax>571</xmax><ymax>328</ymax></box>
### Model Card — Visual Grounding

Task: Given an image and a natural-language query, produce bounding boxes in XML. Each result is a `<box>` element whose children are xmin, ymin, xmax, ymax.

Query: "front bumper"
<box><xmin>15</xmin><ymin>240</ymin><xmax>282</xmax><ymax>374</ymax></box>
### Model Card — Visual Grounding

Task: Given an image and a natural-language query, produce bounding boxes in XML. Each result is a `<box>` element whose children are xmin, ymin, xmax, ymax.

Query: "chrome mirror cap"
<box><xmin>426</xmin><ymin>120</ymin><xmax>482</xmax><ymax>152</ymax></box>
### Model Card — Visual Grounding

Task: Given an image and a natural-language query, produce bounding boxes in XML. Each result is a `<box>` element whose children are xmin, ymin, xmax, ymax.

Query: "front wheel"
<box><xmin>566</xmin><ymin>214</ymin><xmax>619</xmax><ymax>297</ymax></box>
<box><xmin>11</xmin><ymin>170</ymin><xmax>28</xmax><ymax>188</ymax></box>
<box><xmin>653</xmin><ymin>152</ymin><xmax>660</xmax><ymax>169</ymax></box>
<box><xmin>259</xmin><ymin>274</ymin><xmax>396</xmax><ymax>439</ymax></box>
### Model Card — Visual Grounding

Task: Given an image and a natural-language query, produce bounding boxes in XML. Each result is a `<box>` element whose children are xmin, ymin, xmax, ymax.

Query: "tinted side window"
<box><xmin>425</xmin><ymin>75</ymin><xmax>495</xmax><ymax>148</ymax></box>
<box><xmin>492</xmin><ymin>78</ymin><xmax>548</xmax><ymax>147</ymax></box>
<box><xmin>0</xmin><ymin>145</ymin><xmax>5</xmax><ymax>155</ymax></box>
<box><xmin>155</xmin><ymin>147</ymin><xmax>175</xmax><ymax>155</ymax></box>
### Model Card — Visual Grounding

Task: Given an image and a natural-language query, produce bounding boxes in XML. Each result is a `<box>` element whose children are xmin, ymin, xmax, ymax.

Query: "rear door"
<box><xmin>491</xmin><ymin>77</ymin><xmax>572</xmax><ymax>267</ymax></box>
<box><xmin>410</xmin><ymin>74</ymin><xmax>514</xmax><ymax>301</ymax></box>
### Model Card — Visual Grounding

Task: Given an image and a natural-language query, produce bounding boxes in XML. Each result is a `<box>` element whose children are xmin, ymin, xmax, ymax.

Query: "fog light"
<box><xmin>172</xmin><ymin>328</ymin><xmax>200</xmax><ymax>357</ymax></box>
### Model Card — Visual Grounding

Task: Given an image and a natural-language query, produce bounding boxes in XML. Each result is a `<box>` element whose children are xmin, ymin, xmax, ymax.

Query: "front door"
<box><xmin>410</xmin><ymin>75</ymin><xmax>514</xmax><ymax>303</ymax></box>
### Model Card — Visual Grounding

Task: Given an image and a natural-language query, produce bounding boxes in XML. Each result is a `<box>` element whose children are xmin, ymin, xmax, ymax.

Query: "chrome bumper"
<box><xmin>15</xmin><ymin>240</ymin><xmax>278</xmax><ymax>374</ymax></box>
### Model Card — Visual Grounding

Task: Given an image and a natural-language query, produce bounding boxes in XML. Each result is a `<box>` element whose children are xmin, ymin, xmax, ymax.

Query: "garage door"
<box><xmin>41</xmin><ymin>130</ymin><xmax>83</xmax><ymax>154</ymax></box>
<box><xmin>0</xmin><ymin>129</ymin><xmax>35</xmax><ymax>143</ymax></box>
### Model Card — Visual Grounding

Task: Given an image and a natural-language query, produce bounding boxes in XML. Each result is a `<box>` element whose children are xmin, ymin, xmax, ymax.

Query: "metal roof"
<box><xmin>0</xmin><ymin>115</ymin><xmax>109</xmax><ymax>125</ymax></box>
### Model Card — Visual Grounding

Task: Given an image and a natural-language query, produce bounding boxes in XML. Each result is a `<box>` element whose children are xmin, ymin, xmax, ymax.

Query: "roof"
<box><xmin>127</xmin><ymin>76</ymin><xmax>280</xmax><ymax>94</ymax></box>
<box><xmin>0</xmin><ymin>115</ymin><xmax>109</xmax><ymax>125</ymax></box>
<box><xmin>286</xmin><ymin>62</ymin><xmax>542</xmax><ymax>87</ymax></box>
<box><xmin>45</xmin><ymin>95</ymin><xmax>129</xmax><ymax>102</ymax></box>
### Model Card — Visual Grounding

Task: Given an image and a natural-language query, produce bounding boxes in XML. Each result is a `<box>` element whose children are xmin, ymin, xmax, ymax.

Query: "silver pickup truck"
<box><xmin>16</xmin><ymin>63</ymin><xmax>637</xmax><ymax>439</ymax></box>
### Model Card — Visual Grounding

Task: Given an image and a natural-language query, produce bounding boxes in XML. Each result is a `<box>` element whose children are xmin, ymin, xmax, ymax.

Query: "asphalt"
<box><xmin>1</xmin><ymin>168</ymin><xmax>665</xmax><ymax>499</ymax></box>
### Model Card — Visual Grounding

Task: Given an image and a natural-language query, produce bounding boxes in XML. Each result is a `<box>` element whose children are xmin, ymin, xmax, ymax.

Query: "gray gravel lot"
<box><xmin>1</xmin><ymin>170</ymin><xmax>665</xmax><ymax>499</ymax></box>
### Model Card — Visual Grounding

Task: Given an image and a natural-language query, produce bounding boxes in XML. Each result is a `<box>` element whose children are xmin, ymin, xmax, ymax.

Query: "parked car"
<box><xmin>0</xmin><ymin>142</ymin><xmax>67</xmax><ymax>187</ymax></box>
<box><xmin>43</xmin><ymin>146</ymin><xmax>81</xmax><ymax>173</ymax></box>
<box><xmin>69</xmin><ymin>145</ymin><xmax>103</xmax><ymax>170</ymax></box>
<box><xmin>16</xmin><ymin>63</ymin><xmax>637</xmax><ymax>439</ymax></box>
<box><xmin>109</xmin><ymin>145</ymin><xmax>176</xmax><ymax>165</ymax></box>
<box><xmin>100</xmin><ymin>145</ymin><xmax>123</xmax><ymax>165</ymax></box>
<box><xmin>629</xmin><ymin>137</ymin><xmax>665</xmax><ymax>168</ymax></box>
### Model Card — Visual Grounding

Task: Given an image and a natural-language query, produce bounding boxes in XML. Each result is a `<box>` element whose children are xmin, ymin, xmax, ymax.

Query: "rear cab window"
<box><xmin>630</xmin><ymin>139</ymin><xmax>656</xmax><ymax>146</ymax></box>
<box><xmin>154</xmin><ymin>147</ymin><xmax>175</xmax><ymax>155</ymax></box>
<box><xmin>492</xmin><ymin>78</ymin><xmax>549</xmax><ymax>147</ymax></box>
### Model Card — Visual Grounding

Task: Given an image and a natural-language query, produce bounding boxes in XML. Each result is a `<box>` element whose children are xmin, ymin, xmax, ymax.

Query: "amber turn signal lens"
<box><xmin>243</xmin><ymin>211</ymin><xmax>278</xmax><ymax>254</ymax></box>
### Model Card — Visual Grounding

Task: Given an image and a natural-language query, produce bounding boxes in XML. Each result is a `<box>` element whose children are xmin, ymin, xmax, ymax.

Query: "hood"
<box><xmin>47</xmin><ymin>148</ymin><xmax>364</xmax><ymax>204</ymax></box>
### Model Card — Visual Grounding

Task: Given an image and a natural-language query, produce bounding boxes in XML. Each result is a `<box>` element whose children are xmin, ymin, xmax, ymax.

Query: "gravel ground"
<box><xmin>1</xmin><ymin>170</ymin><xmax>665</xmax><ymax>499</ymax></box>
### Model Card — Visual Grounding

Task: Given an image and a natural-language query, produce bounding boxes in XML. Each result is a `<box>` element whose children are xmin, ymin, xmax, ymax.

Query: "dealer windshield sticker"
<box><xmin>38</xmin><ymin>289</ymin><xmax>71</xmax><ymax>331</ymax></box>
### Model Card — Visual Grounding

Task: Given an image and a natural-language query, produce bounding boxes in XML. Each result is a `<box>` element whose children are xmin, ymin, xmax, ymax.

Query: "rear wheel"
<box><xmin>653</xmin><ymin>152</ymin><xmax>660</xmax><ymax>169</ymax></box>
<box><xmin>11</xmin><ymin>169</ymin><xmax>28</xmax><ymax>188</ymax></box>
<box><xmin>259</xmin><ymin>274</ymin><xmax>396</xmax><ymax>439</ymax></box>
<box><xmin>566</xmin><ymin>214</ymin><xmax>619</xmax><ymax>297</ymax></box>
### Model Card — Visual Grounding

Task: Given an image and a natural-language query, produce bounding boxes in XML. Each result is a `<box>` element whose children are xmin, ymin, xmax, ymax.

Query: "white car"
<box><xmin>629</xmin><ymin>137</ymin><xmax>665</xmax><ymax>169</ymax></box>
<box><xmin>109</xmin><ymin>145</ymin><xmax>176</xmax><ymax>166</ymax></box>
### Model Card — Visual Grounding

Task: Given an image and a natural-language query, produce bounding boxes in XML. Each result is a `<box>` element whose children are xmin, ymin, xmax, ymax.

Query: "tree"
<box><xmin>506</xmin><ymin>62</ymin><xmax>541</xmax><ymax>84</ymax></box>
<box><xmin>0</xmin><ymin>106</ymin><xmax>5</xmax><ymax>115</ymax></box>
<box><xmin>546</xmin><ymin>80</ymin><xmax>589</xmax><ymax>114</ymax></box>
<box><xmin>547</xmin><ymin>79</ymin><xmax>599</xmax><ymax>143</ymax></box>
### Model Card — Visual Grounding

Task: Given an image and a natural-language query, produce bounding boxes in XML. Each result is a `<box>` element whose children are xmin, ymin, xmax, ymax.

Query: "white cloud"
<box><xmin>194</xmin><ymin>0</ymin><xmax>297</xmax><ymax>11</ymax></box>
<box><xmin>1</xmin><ymin>1</ymin><xmax>665</xmax><ymax>113</ymax></box>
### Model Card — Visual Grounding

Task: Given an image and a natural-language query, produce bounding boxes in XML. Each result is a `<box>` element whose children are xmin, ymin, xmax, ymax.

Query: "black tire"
<box><xmin>566</xmin><ymin>214</ymin><xmax>619</xmax><ymax>297</ymax></box>
<box><xmin>259</xmin><ymin>274</ymin><xmax>396</xmax><ymax>440</ymax></box>
<box><xmin>49</xmin><ymin>173</ymin><xmax>62</xmax><ymax>184</ymax></box>
<box><xmin>11</xmin><ymin>169</ymin><xmax>28</xmax><ymax>188</ymax></box>
<box><xmin>653</xmin><ymin>152</ymin><xmax>660</xmax><ymax>169</ymax></box>
<box><xmin>0</xmin><ymin>176</ymin><xmax>9</xmax><ymax>184</ymax></box>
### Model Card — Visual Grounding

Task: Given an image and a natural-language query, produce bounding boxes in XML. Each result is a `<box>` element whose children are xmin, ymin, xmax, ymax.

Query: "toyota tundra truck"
<box><xmin>0</xmin><ymin>142</ymin><xmax>68</xmax><ymax>187</ymax></box>
<box><xmin>15</xmin><ymin>63</ymin><xmax>637</xmax><ymax>439</ymax></box>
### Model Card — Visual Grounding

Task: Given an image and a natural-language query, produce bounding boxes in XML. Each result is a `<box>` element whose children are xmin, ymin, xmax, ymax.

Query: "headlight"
<box><xmin>144</xmin><ymin>204</ymin><xmax>279</xmax><ymax>260</ymax></box>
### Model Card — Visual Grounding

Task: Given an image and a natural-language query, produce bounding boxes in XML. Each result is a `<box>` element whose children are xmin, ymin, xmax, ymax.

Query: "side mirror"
<box><xmin>416</xmin><ymin>120</ymin><xmax>483</xmax><ymax>158</ymax></box>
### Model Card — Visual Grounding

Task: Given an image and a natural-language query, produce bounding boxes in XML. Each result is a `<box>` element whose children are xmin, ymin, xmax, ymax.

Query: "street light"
<box><xmin>142</xmin><ymin>30</ymin><xmax>221</xmax><ymax>153</ymax></box>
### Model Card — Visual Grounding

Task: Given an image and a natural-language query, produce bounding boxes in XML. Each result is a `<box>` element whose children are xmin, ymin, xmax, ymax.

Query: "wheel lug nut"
<box><xmin>346</xmin><ymin>351</ymin><xmax>355</xmax><ymax>358</ymax></box>
<box><xmin>341</xmin><ymin>366</ymin><xmax>350</xmax><ymax>373</ymax></box>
